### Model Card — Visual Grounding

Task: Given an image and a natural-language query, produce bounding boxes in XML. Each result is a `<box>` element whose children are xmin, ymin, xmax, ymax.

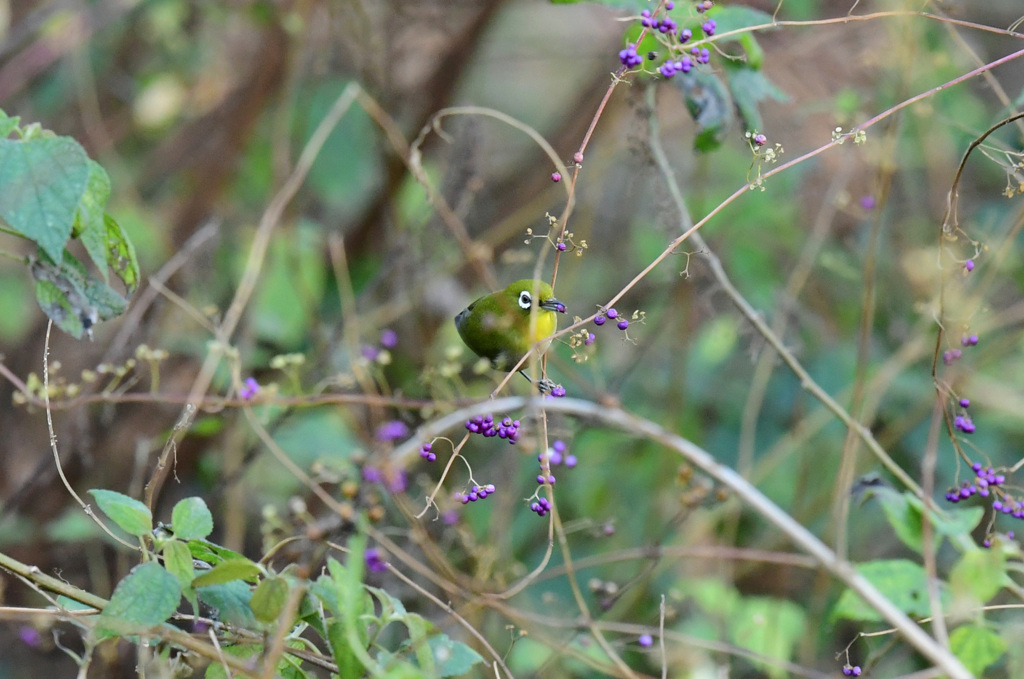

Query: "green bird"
<box><xmin>455</xmin><ymin>279</ymin><xmax>565</xmax><ymax>389</ymax></box>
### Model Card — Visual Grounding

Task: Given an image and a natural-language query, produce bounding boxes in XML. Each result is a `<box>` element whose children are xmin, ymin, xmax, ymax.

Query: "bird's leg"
<box><xmin>518</xmin><ymin>370</ymin><xmax>555</xmax><ymax>394</ymax></box>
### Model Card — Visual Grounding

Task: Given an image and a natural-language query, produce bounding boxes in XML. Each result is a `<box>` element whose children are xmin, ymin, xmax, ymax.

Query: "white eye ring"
<box><xmin>518</xmin><ymin>291</ymin><xmax>532</xmax><ymax>309</ymax></box>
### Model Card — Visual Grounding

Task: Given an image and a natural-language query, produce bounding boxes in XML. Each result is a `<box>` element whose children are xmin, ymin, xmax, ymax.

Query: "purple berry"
<box><xmin>960</xmin><ymin>398</ymin><xmax>970</xmax><ymax>408</ymax></box>
<box><xmin>594</xmin><ymin>315</ymin><xmax>606</xmax><ymax>326</ymax></box>
<box><xmin>606</xmin><ymin>308</ymin><xmax>619</xmax><ymax>319</ymax></box>
<box><xmin>556</xmin><ymin>242</ymin><xmax>567</xmax><ymax>251</ymax></box>
<box><xmin>551</xmin><ymin>172</ymin><xmax>561</xmax><ymax>183</ymax></box>
<box><xmin>617</xmin><ymin>320</ymin><xmax>629</xmax><ymax>330</ymax></box>
<box><xmin>964</xmin><ymin>259</ymin><xmax>975</xmax><ymax>272</ymax></box>
<box><xmin>639</xmin><ymin>634</ymin><xmax>653</xmax><ymax>647</ymax></box>
<box><xmin>679</xmin><ymin>28</ymin><xmax>692</xmax><ymax>43</ymax></box>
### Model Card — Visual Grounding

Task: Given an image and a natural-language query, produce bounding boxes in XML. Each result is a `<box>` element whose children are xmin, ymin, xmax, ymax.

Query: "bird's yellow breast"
<box><xmin>528</xmin><ymin>310</ymin><xmax>557</xmax><ymax>345</ymax></box>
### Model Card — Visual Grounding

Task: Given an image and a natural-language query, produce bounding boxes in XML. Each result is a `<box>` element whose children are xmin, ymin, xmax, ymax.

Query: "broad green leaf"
<box><xmin>163</xmin><ymin>538</ymin><xmax>196</xmax><ymax>591</ymax></box>
<box><xmin>186</xmin><ymin>538</ymin><xmax>247</xmax><ymax>567</ymax></box>
<box><xmin>832</xmin><ymin>560</ymin><xmax>947</xmax><ymax>622</ymax></box>
<box><xmin>727</xmin><ymin>67</ymin><xmax>788</xmax><ymax>135</ymax></box>
<box><xmin>250</xmin><ymin>576</ymin><xmax>289</xmax><ymax>624</ymax></box>
<box><xmin>31</xmin><ymin>249</ymin><xmax>128</xmax><ymax>339</ymax></box>
<box><xmin>97</xmin><ymin>562</ymin><xmax>180</xmax><ymax>637</ymax></box>
<box><xmin>0</xmin><ymin>136</ymin><xmax>91</xmax><ymax>261</ymax></box>
<box><xmin>171</xmin><ymin>497</ymin><xmax>214</xmax><ymax>540</ymax></box>
<box><xmin>197</xmin><ymin>580</ymin><xmax>257</xmax><ymax>628</ymax></box>
<box><xmin>728</xmin><ymin>597</ymin><xmax>805</xmax><ymax>679</ymax></box>
<box><xmin>874</xmin><ymin>488</ymin><xmax>982</xmax><ymax>554</ymax></box>
<box><xmin>427</xmin><ymin>634</ymin><xmax>485</xmax><ymax>677</ymax></box>
<box><xmin>949</xmin><ymin>624</ymin><xmax>1007</xmax><ymax>676</ymax></box>
<box><xmin>950</xmin><ymin>548</ymin><xmax>1006</xmax><ymax>606</ymax></box>
<box><xmin>89</xmin><ymin>488</ymin><xmax>152</xmax><ymax>537</ymax></box>
<box><xmin>191</xmin><ymin>558</ymin><xmax>262</xmax><ymax>588</ymax></box>
<box><xmin>675</xmin><ymin>70</ymin><xmax>733</xmax><ymax>152</ymax></box>
<box><xmin>74</xmin><ymin>160</ymin><xmax>111</xmax><ymax>277</ymax></box>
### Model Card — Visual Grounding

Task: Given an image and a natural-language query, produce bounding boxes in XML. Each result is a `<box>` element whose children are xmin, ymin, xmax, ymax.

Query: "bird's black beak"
<box><xmin>540</xmin><ymin>297</ymin><xmax>566</xmax><ymax>313</ymax></box>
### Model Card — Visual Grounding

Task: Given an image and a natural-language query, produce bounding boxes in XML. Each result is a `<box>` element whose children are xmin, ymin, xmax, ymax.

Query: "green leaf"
<box><xmin>949</xmin><ymin>624</ymin><xmax>1007</xmax><ymax>676</ymax></box>
<box><xmin>31</xmin><ymin>249</ymin><xmax>128</xmax><ymax>339</ymax></box>
<box><xmin>727</xmin><ymin>67</ymin><xmax>788</xmax><ymax>135</ymax></box>
<box><xmin>366</xmin><ymin>585</ymin><xmax>408</xmax><ymax>622</ymax></box>
<box><xmin>675</xmin><ymin>70</ymin><xmax>733</xmax><ymax>152</ymax></box>
<box><xmin>950</xmin><ymin>548</ymin><xmax>1006</xmax><ymax>606</ymax></box>
<box><xmin>163</xmin><ymin>538</ymin><xmax>196</xmax><ymax>592</ymax></box>
<box><xmin>192</xmin><ymin>558</ymin><xmax>262</xmax><ymax>588</ymax></box>
<box><xmin>197</xmin><ymin>580</ymin><xmax>257</xmax><ymax>628</ymax></box>
<box><xmin>204</xmin><ymin>643</ymin><xmax>261</xmax><ymax>679</ymax></box>
<box><xmin>427</xmin><ymin>634</ymin><xmax>485</xmax><ymax>677</ymax></box>
<box><xmin>404</xmin><ymin>613</ymin><xmax>435</xmax><ymax>674</ymax></box>
<box><xmin>710</xmin><ymin>5</ymin><xmax>774</xmax><ymax>35</ymax></box>
<box><xmin>89</xmin><ymin>488</ymin><xmax>152</xmax><ymax>537</ymax></box>
<box><xmin>0</xmin><ymin>109</ymin><xmax>20</xmax><ymax>138</ymax></box>
<box><xmin>250</xmin><ymin>576</ymin><xmax>289</xmax><ymax>624</ymax></box>
<box><xmin>186</xmin><ymin>538</ymin><xmax>247</xmax><ymax>567</ymax></box>
<box><xmin>103</xmin><ymin>213</ymin><xmax>140</xmax><ymax>293</ymax></box>
<box><xmin>874</xmin><ymin>488</ymin><xmax>982</xmax><ymax>554</ymax></box>
<box><xmin>728</xmin><ymin>597</ymin><xmax>805</xmax><ymax>679</ymax></box>
<box><xmin>327</xmin><ymin>620</ymin><xmax>363</xmax><ymax>678</ymax></box>
<box><xmin>171</xmin><ymin>497</ymin><xmax>214</xmax><ymax>540</ymax></box>
<box><xmin>97</xmin><ymin>562</ymin><xmax>181</xmax><ymax>638</ymax></box>
<box><xmin>0</xmin><ymin>136</ymin><xmax>91</xmax><ymax>261</ymax></box>
<box><xmin>74</xmin><ymin>160</ymin><xmax>111</xmax><ymax>275</ymax></box>
<box><xmin>832</xmin><ymin>560</ymin><xmax>946</xmax><ymax>622</ymax></box>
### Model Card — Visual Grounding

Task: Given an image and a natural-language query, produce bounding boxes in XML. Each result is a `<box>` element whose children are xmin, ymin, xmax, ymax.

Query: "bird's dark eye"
<box><xmin>518</xmin><ymin>291</ymin><xmax>532</xmax><ymax>309</ymax></box>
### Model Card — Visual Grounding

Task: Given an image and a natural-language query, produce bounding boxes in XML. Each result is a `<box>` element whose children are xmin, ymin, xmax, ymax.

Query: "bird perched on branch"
<box><xmin>454</xmin><ymin>279</ymin><xmax>565</xmax><ymax>390</ymax></box>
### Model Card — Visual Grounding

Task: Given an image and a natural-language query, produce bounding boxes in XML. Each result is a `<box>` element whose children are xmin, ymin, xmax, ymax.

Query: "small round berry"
<box><xmin>969</xmin><ymin>334</ymin><xmax>979</xmax><ymax>346</ymax></box>
<box><xmin>666</xmin><ymin>1</ymin><xmax>675</xmax><ymax>8</ymax></box>
<box><xmin>573</xmin><ymin>152</ymin><xmax>584</xmax><ymax>164</ymax></box>
<box><xmin>702</xmin><ymin>19</ymin><xmax>716</xmax><ymax>36</ymax></box>
<box><xmin>960</xmin><ymin>398</ymin><xmax>970</xmax><ymax>408</ymax></box>
<box><xmin>753</xmin><ymin>133</ymin><xmax>767</xmax><ymax>146</ymax></box>
<box><xmin>594</xmin><ymin>315</ymin><xmax>607</xmax><ymax>326</ymax></box>
<box><xmin>606</xmin><ymin>308</ymin><xmax>619</xmax><ymax>319</ymax></box>
<box><xmin>640</xmin><ymin>9</ymin><xmax>650</xmax><ymax>17</ymax></box>
<box><xmin>556</xmin><ymin>242</ymin><xmax>567</xmax><ymax>251</ymax></box>
<box><xmin>617</xmin><ymin>320</ymin><xmax>630</xmax><ymax>330</ymax></box>
<box><xmin>964</xmin><ymin>259</ymin><xmax>975</xmax><ymax>272</ymax></box>
<box><xmin>555</xmin><ymin>302</ymin><xmax>567</xmax><ymax>313</ymax></box>
<box><xmin>565</xmin><ymin>454</ymin><xmax>578</xmax><ymax>468</ymax></box>
<box><xmin>537</xmin><ymin>475</ymin><xmax>546</xmax><ymax>485</ymax></box>
<box><xmin>551</xmin><ymin>385</ymin><xmax>567</xmax><ymax>397</ymax></box>
<box><xmin>638</xmin><ymin>634</ymin><xmax>653</xmax><ymax>647</ymax></box>
<box><xmin>584</xmin><ymin>332</ymin><xmax>596</xmax><ymax>346</ymax></box>
<box><xmin>679</xmin><ymin>28</ymin><xmax>692</xmax><ymax>43</ymax></box>
<box><xmin>553</xmin><ymin>440</ymin><xmax>566</xmax><ymax>453</ymax></box>
<box><xmin>551</xmin><ymin>172</ymin><xmax>561</xmax><ymax>183</ymax></box>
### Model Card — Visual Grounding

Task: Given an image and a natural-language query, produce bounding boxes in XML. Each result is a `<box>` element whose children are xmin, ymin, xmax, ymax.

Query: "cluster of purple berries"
<box><xmin>952</xmin><ymin>397</ymin><xmax>974</xmax><ymax>434</ymax></box>
<box><xmin>456</xmin><ymin>484</ymin><xmax>496</xmax><ymax>504</ymax></box>
<box><xmin>540</xmin><ymin>440</ymin><xmax>577</xmax><ymax>469</ymax></box>
<box><xmin>530</xmin><ymin>496</ymin><xmax>552</xmax><ymax>517</ymax></box>
<box><xmin>419</xmin><ymin>443</ymin><xmax>436</xmax><ymax>462</ymax></box>
<box><xmin>943</xmin><ymin>332</ymin><xmax>979</xmax><ymax>365</ymax></box>
<box><xmin>945</xmin><ymin>462</ymin><xmax>1005</xmax><ymax>503</ymax></box>
<box><xmin>594</xmin><ymin>307</ymin><xmax>630</xmax><ymax>332</ymax></box>
<box><xmin>842</xmin><ymin>665</ymin><xmax>862</xmax><ymax>677</ymax></box>
<box><xmin>640</xmin><ymin>6</ymin><xmax>678</xmax><ymax>33</ymax></box>
<box><xmin>466</xmin><ymin>414</ymin><xmax>521</xmax><ymax>444</ymax></box>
